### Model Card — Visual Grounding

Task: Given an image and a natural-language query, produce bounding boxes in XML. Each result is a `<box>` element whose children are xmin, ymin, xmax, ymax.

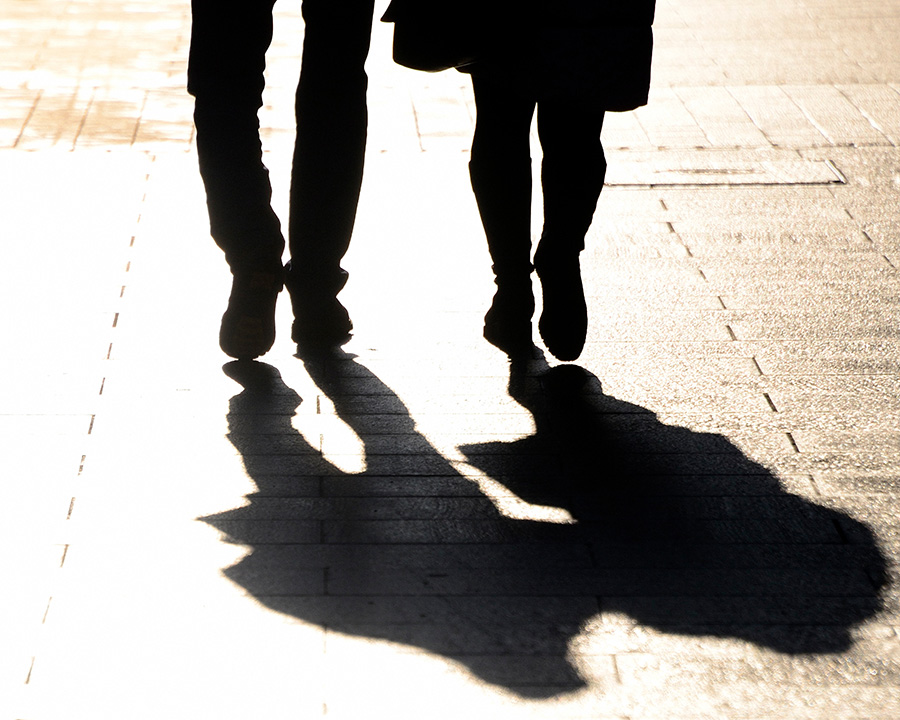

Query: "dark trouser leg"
<box><xmin>188</xmin><ymin>0</ymin><xmax>285</xmax><ymax>274</ymax></box>
<box><xmin>188</xmin><ymin>0</ymin><xmax>284</xmax><ymax>359</ymax></box>
<box><xmin>287</xmin><ymin>0</ymin><xmax>375</xmax><ymax>294</ymax></box>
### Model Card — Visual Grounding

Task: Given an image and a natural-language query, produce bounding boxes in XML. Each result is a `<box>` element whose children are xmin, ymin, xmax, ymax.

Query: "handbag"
<box><xmin>380</xmin><ymin>0</ymin><xmax>484</xmax><ymax>72</ymax></box>
<box><xmin>529</xmin><ymin>25</ymin><xmax>654</xmax><ymax>111</ymax></box>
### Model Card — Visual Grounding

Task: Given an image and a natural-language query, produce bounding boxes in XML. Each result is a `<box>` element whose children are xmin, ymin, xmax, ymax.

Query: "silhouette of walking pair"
<box><xmin>187</xmin><ymin>0</ymin><xmax>655</xmax><ymax>361</ymax></box>
<box><xmin>189</xmin><ymin>1</ymin><xmax>887</xmax><ymax>700</ymax></box>
<box><xmin>204</xmin><ymin>350</ymin><xmax>886</xmax><ymax>697</ymax></box>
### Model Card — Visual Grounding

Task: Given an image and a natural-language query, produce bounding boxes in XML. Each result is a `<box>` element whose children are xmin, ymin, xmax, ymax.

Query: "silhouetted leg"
<box><xmin>536</xmin><ymin>102</ymin><xmax>606</xmax><ymax>255</ymax></box>
<box><xmin>469</xmin><ymin>73</ymin><xmax>536</xmax><ymax>353</ymax></box>
<box><xmin>188</xmin><ymin>0</ymin><xmax>284</xmax><ymax>359</ymax></box>
<box><xmin>286</xmin><ymin>0</ymin><xmax>375</xmax><ymax>346</ymax></box>
<box><xmin>188</xmin><ymin>0</ymin><xmax>285</xmax><ymax>273</ymax></box>
<box><xmin>532</xmin><ymin>101</ymin><xmax>606</xmax><ymax>361</ymax></box>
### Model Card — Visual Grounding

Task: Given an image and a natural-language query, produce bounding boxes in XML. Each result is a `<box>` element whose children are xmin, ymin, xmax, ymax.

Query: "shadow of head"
<box><xmin>462</xmin><ymin>361</ymin><xmax>888</xmax><ymax>655</ymax></box>
<box><xmin>203</xmin><ymin>356</ymin><xmax>887</xmax><ymax>698</ymax></box>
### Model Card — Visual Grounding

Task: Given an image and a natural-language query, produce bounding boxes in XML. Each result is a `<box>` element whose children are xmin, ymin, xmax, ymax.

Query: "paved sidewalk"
<box><xmin>1</xmin><ymin>0</ymin><xmax>899</xmax><ymax>718</ymax></box>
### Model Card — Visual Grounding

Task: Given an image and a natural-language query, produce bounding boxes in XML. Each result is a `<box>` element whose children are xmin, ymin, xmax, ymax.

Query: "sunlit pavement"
<box><xmin>2</xmin><ymin>0</ymin><xmax>900</xmax><ymax>718</ymax></box>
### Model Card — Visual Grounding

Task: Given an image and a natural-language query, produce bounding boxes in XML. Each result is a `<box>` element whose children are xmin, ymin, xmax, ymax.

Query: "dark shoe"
<box><xmin>219</xmin><ymin>269</ymin><xmax>284</xmax><ymax>360</ymax></box>
<box><xmin>534</xmin><ymin>250</ymin><xmax>587</xmax><ymax>361</ymax></box>
<box><xmin>291</xmin><ymin>299</ymin><xmax>353</xmax><ymax>348</ymax></box>
<box><xmin>483</xmin><ymin>277</ymin><xmax>534</xmax><ymax>354</ymax></box>
<box><xmin>284</xmin><ymin>261</ymin><xmax>353</xmax><ymax>348</ymax></box>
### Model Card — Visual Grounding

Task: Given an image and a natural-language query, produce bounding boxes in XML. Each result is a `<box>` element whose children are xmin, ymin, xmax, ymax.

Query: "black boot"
<box><xmin>284</xmin><ymin>260</ymin><xmax>353</xmax><ymax>348</ymax></box>
<box><xmin>219</xmin><ymin>267</ymin><xmax>284</xmax><ymax>360</ymax></box>
<box><xmin>483</xmin><ymin>270</ymin><xmax>535</xmax><ymax>354</ymax></box>
<box><xmin>533</xmin><ymin>241</ymin><xmax>587</xmax><ymax>362</ymax></box>
<box><xmin>469</xmin><ymin>156</ymin><xmax>535</xmax><ymax>355</ymax></box>
<box><xmin>533</xmin><ymin>101</ymin><xmax>606</xmax><ymax>362</ymax></box>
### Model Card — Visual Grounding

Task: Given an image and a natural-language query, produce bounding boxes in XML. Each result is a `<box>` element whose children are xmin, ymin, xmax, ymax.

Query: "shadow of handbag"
<box><xmin>381</xmin><ymin>0</ymin><xmax>482</xmax><ymax>72</ymax></box>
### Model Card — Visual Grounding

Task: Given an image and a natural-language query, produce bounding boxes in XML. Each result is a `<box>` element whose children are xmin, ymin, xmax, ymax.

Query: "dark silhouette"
<box><xmin>464</xmin><ymin>2</ymin><xmax>656</xmax><ymax>360</ymax></box>
<box><xmin>187</xmin><ymin>0</ymin><xmax>375</xmax><ymax>359</ymax></box>
<box><xmin>202</xmin><ymin>353</ymin><xmax>886</xmax><ymax>697</ymax></box>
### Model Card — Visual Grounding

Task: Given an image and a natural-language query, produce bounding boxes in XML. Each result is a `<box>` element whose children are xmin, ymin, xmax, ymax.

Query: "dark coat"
<box><xmin>469</xmin><ymin>0</ymin><xmax>657</xmax><ymax>111</ymax></box>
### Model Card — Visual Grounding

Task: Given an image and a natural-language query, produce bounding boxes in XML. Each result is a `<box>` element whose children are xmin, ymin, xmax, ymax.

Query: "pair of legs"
<box><xmin>188</xmin><ymin>0</ymin><xmax>375</xmax><ymax>357</ymax></box>
<box><xmin>469</xmin><ymin>73</ymin><xmax>606</xmax><ymax>360</ymax></box>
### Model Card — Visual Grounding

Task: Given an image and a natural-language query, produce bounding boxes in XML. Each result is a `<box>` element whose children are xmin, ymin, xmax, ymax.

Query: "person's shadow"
<box><xmin>202</xmin><ymin>350</ymin><xmax>887</xmax><ymax>697</ymax></box>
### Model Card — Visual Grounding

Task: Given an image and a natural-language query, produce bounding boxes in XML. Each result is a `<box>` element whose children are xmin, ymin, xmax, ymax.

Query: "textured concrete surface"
<box><xmin>1</xmin><ymin>0</ymin><xmax>899</xmax><ymax>718</ymax></box>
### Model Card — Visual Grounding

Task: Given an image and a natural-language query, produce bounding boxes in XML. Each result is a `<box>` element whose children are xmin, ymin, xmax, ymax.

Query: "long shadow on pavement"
<box><xmin>202</xmin><ymin>351</ymin><xmax>887</xmax><ymax>697</ymax></box>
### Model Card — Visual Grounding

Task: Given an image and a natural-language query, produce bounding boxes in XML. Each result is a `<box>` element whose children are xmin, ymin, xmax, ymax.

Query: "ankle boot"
<box><xmin>534</xmin><ymin>242</ymin><xmax>587</xmax><ymax>361</ymax></box>
<box><xmin>219</xmin><ymin>267</ymin><xmax>284</xmax><ymax>360</ymax></box>
<box><xmin>483</xmin><ymin>269</ymin><xmax>535</xmax><ymax>353</ymax></box>
<box><xmin>284</xmin><ymin>259</ymin><xmax>353</xmax><ymax>347</ymax></box>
